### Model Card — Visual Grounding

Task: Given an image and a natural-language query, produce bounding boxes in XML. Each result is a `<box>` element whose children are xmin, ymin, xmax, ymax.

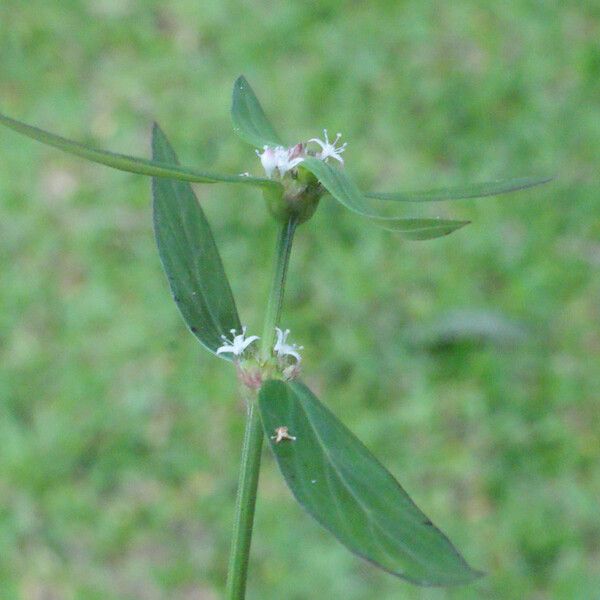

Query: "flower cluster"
<box><xmin>256</xmin><ymin>130</ymin><xmax>347</xmax><ymax>179</ymax></box>
<box><xmin>216</xmin><ymin>325</ymin><xmax>303</xmax><ymax>382</ymax></box>
<box><xmin>256</xmin><ymin>143</ymin><xmax>305</xmax><ymax>179</ymax></box>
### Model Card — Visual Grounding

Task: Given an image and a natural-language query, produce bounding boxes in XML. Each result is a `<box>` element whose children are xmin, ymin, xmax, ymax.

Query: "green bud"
<box><xmin>262</xmin><ymin>164</ymin><xmax>324</xmax><ymax>225</ymax></box>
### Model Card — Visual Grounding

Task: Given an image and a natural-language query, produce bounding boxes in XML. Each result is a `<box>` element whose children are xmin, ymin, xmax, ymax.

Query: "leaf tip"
<box><xmin>151</xmin><ymin>121</ymin><xmax>163</xmax><ymax>143</ymax></box>
<box><xmin>150</xmin><ymin>121</ymin><xmax>167</xmax><ymax>156</ymax></box>
<box><xmin>233</xmin><ymin>75</ymin><xmax>250</xmax><ymax>95</ymax></box>
<box><xmin>411</xmin><ymin>557</ymin><xmax>485</xmax><ymax>587</ymax></box>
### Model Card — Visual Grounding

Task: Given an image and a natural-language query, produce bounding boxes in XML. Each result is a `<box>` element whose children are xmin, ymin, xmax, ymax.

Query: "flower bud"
<box><xmin>263</xmin><ymin>166</ymin><xmax>324</xmax><ymax>224</ymax></box>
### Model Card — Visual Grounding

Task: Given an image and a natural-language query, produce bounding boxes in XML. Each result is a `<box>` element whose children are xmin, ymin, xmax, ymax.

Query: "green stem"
<box><xmin>225</xmin><ymin>399</ymin><xmax>264</xmax><ymax>600</ymax></box>
<box><xmin>225</xmin><ymin>217</ymin><xmax>298</xmax><ymax>599</ymax></box>
<box><xmin>260</xmin><ymin>217</ymin><xmax>298</xmax><ymax>358</ymax></box>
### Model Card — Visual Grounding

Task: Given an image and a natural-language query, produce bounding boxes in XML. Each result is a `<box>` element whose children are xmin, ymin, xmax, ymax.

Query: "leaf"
<box><xmin>376</xmin><ymin>218</ymin><xmax>471</xmax><ymax>240</ymax></box>
<box><xmin>300</xmin><ymin>157</ymin><xmax>468</xmax><ymax>239</ymax></box>
<box><xmin>300</xmin><ymin>157</ymin><xmax>370</xmax><ymax>215</ymax></box>
<box><xmin>0</xmin><ymin>111</ymin><xmax>280</xmax><ymax>191</ymax></box>
<box><xmin>152</xmin><ymin>123</ymin><xmax>242</xmax><ymax>358</ymax></box>
<box><xmin>231</xmin><ymin>75</ymin><xmax>285</xmax><ymax>148</ymax></box>
<box><xmin>258</xmin><ymin>380</ymin><xmax>482</xmax><ymax>586</ymax></box>
<box><xmin>365</xmin><ymin>176</ymin><xmax>553</xmax><ymax>202</ymax></box>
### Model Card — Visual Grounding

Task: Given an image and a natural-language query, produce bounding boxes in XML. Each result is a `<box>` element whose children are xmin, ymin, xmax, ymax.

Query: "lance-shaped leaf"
<box><xmin>152</xmin><ymin>123</ymin><xmax>242</xmax><ymax>358</ymax></box>
<box><xmin>259</xmin><ymin>380</ymin><xmax>481</xmax><ymax>585</ymax></box>
<box><xmin>365</xmin><ymin>176</ymin><xmax>553</xmax><ymax>202</ymax></box>
<box><xmin>0</xmin><ymin>111</ymin><xmax>280</xmax><ymax>191</ymax></box>
<box><xmin>231</xmin><ymin>75</ymin><xmax>285</xmax><ymax>148</ymax></box>
<box><xmin>259</xmin><ymin>380</ymin><xmax>482</xmax><ymax>586</ymax></box>
<box><xmin>374</xmin><ymin>217</ymin><xmax>470</xmax><ymax>240</ymax></box>
<box><xmin>300</xmin><ymin>157</ymin><xmax>468</xmax><ymax>240</ymax></box>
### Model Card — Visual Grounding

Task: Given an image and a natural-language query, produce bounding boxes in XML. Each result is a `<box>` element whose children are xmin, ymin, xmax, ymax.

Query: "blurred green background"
<box><xmin>1</xmin><ymin>1</ymin><xmax>599</xmax><ymax>598</ymax></box>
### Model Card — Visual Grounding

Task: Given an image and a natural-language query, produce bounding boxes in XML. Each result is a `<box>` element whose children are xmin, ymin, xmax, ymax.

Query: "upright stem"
<box><xmin>225</xmin><ymin>217</ymin><xmax>298</xmax><ymax>600</ymax></box>
<box><xmin>225</xmin><ymin>399</ymin><xmax>264</xmax><ymax>600</ymax></box>
<box><xmin>260</xmin><ymin>217</ymin><xmax>297</xmax><ymax>358</ymax></box>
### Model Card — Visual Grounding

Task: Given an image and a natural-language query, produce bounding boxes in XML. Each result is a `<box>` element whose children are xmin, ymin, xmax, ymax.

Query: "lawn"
<box><xmin>1</xmin><ymin>1</ymin><xmax>599</xmax><ymax>598</ymax></box>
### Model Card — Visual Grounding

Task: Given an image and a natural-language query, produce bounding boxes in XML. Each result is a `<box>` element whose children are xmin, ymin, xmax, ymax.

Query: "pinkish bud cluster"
<box><xmin>256</xmin><ymin>144</ymin><xmax>306</xmax><ymax>179</ymax></box>
<box><xmin>256</xmin><ymin>132</ymin><xmax>347</xmax><ymax>179</ymax></box>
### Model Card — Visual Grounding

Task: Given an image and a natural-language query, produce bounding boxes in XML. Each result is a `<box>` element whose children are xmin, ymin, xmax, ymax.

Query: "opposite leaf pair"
<box><xmin>151</xmin><ymin>122</ymin><xmax>481</xmax><ymax>586</ymax></box>
<box><xmin>231</xmin><ymin>76</ymin><xmax>551</xmax><ymax>238</ymax></box>
<box><xmin>0</xmin><ymin>76</ymin><xmax>550</xmax><ymax>241</ymax></box>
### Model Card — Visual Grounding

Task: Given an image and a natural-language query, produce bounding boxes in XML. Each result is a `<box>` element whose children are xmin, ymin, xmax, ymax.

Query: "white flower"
<box><xmin>274</xmin><ymin>327</ymin><xmax>303</xmax><ymax>363</ymax></box>
<box><xmin>256</xmin><ymin>144</ymin><xmax>305</xmax><ymax>179</ymax></box>
<box><xmin>216</xmin><ymin>326</ymin><xmax>259</xmax><ymax>358</ymax></box>
<box><xmin>256</xmin><ymin>146</ymin><xmax>279</xmax><ymax>178</ymax></box>
<box><xmin>309</xmin><ymin>129</ymin><xmax>347</xmax><ymax>165</ymax></box>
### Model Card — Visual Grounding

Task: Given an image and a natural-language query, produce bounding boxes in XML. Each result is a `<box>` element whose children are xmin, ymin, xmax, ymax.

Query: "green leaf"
<box><xmin>300</xmin><ymin>157</ymin><xmax>468</xmax><ymax>239</ymax></box>
<box><xmin>258</xmin><ymin>380</ymin><xmax>482</xmax><ymax>586</ymax></box>
<box><xmin>0</xmin><ymin>111</ymin><xmax>279</xmax><ymax>191</ymax></box>
<box><xmin>231</xmin><ymin>75</ymin><xmax>285</xmax><ymax>148</ymax></box>
<box><xmin>152</xmin><ymin>123</ymin><xmax>242</xmax><ymax>358</ymax></box>
<box><xmin>300</xmin><ymin>157</ymin><xmax>370</xmax><ymax>215</ymax></box>
<box><xmin>365</xmin><ymin>176</ymin><xmax>553</xmax><ymax>202</ymax></box>
<box><xmin>376</xmin><ymin>217</ymin><xmax>470</xmax><ymax>240</ymax></box>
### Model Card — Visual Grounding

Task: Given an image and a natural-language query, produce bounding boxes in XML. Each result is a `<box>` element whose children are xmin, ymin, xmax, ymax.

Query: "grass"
<box><xmin>1</xmin><ymin>1</ymin><xmax>599</xmax><ymax>598</ymax></box>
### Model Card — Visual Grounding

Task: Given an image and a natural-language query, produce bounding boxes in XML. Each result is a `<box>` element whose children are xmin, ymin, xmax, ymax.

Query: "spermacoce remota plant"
<box><xmin>0</xmin><ymin>76</ymin><xmax>550</xmax><ymax>597</ymax></box>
